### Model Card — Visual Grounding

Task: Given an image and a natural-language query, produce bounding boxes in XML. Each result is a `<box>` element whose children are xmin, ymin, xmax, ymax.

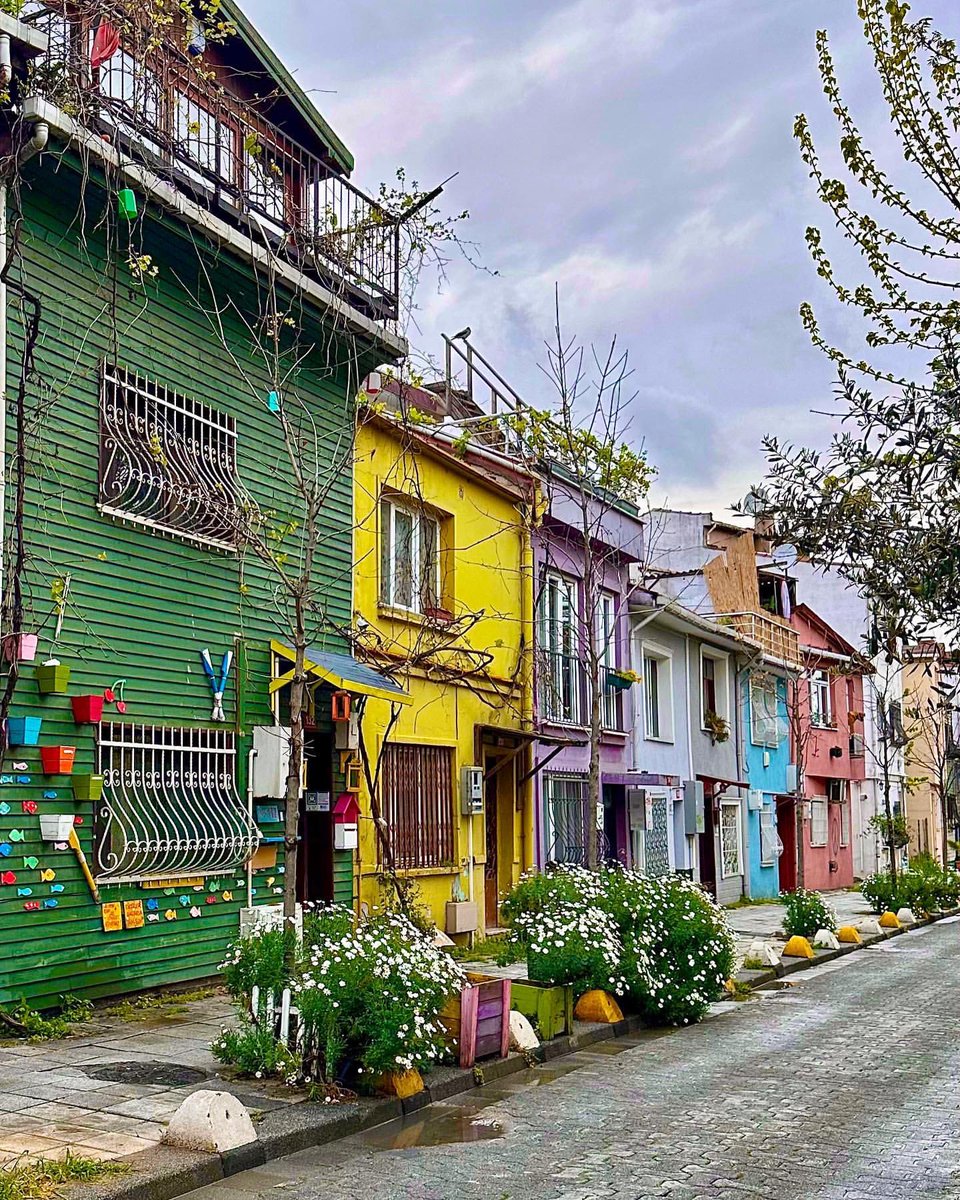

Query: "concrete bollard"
<box><xmin>163</xmin><ymin>1091</ymin><xmax>257</xmax><ymax>1154</ymax></box>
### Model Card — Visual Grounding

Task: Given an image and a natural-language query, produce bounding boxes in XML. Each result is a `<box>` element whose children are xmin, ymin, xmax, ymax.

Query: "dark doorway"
<box><xmin>484</xmin><ymin>756</ymin><xmax>499</xmax><ymax>929</ymax></box>
<box><xmin>777</xmin><ymin>796</ymin><xmax>797</xmax><ymax>892</ymax></box>
<box><xmin>698</xmin><ymin>786</ymin><xmax>717</xmax><ymax>898</ymax></box>
<box><xmin>297</xmin><ymin>730</ymin><xmax>334</xmax><ymax>905</ymax></box>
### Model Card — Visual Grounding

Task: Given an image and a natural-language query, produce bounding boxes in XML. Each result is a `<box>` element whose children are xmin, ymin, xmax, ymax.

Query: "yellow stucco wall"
<box><xmin>903</xmin><ymin>661</ymin><xmax>947</xmax><ymax>863</ymax></box>
<box><xmin>351</xmin><ymin>413</ymin><xmax>535</xmax><ymax>937</ymax></box>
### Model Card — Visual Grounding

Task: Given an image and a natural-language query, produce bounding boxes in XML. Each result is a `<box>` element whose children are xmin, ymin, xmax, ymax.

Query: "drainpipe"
<box><xmin>0</xmin><ymin>35</ymin><xmax>11</xmax><ymax>91</ymax></box>
<box><xmin>685</xmin><ymin>634</ymin><xmax>696</xmax><ymax>876</ymax></box>
<box><xmin>17</xmin><ymin>118</ymin><xmax>48</xmax><ymax>167</ymax></box>
<box><xmin>246</xmin><ymin>745</ymin><xmax>257</xmax><ymax>909</ymax></box>
<box><xmin>519</xmin><ymin>514</ymin><xmax>535</xmax><ymax>872</ymax></box>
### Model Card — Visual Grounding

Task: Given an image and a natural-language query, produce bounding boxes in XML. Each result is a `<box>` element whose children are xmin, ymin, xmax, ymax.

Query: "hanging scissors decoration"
<box><xmin>200</xmin><ymin>648</ymin><xmax>233</xmax><ymax>722</ymax></box>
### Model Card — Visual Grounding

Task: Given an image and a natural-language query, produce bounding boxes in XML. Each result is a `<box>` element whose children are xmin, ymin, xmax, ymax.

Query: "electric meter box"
<box><xmin>461</xmin><ymin>765</ymin><xmax>484</xmax><ymax>815</ymax></box>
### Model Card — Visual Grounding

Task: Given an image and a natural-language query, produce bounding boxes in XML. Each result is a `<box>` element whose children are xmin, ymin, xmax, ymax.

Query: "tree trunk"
<box><xmin>795</xmin><ymin>798</ymin><xmax>805</xmax><ymax>890</ymax></box>
<box><xmin>283</xmin><ymin>602</ymin><xmax>307</xmax><ymax>958</ymax></box>
<box><xmin>586</xmin><ymin>692</ymin><xmax>602</xmax><ymax>870</ymax></box>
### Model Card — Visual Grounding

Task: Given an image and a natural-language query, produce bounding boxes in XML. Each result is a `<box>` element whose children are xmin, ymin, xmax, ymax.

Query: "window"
<box><xmin>641</xmin><ymin>643</ymin><xmax>674</xmax><ymax>742</ymax></box>
<box><xmin>719</xmin><ymin>799</ymin><xmax>742</xmax><ymax>878</ymax></box>
<box><xmin>597</xmin><ymin>593</ymin><xmax>622</xmax><ymax>731</ymax></box>
<box><xmin>810</xmin><ymin>798</ymin><xmax>828</xmax><ymax>847</ymax></box>
<box><xmin>96</xmin><ymin>722</ymin><xmax>257</xmax><ymax>883</ymax></box>
<box><xmin>379</xmin><ymin>497</ymin><xmax>440</xmax><ymax>614</ymax></box>
<box><xmin>97</xmin><ymin>46</ymin><xmax>163</xmax><ymax>153</ymax></box>
<box><xmin>810</xmin><ymin>669</ymin><xmax>833</xmax><ymax>727</ymax></box>
<box><xmin>759</xmin><ymin>807</ymin><xmax>778</xmax><ymax>866</ymax></box>
<box><xmin>750</xmin><ymin>677</ymin><xmax>782</xmax><ymax>747</ymax></box>
<box><xmin>538</xmin><ymin>572</ymin><xmax>582</xmax><ymax>725</ymax></box>
<box><xmin>380</xmin><ymin>744</ymin><xmax>454</xmax><ymax>869</ymax></box>
<box><xmin>701</xmin><ymin>648</ymin><xmax>730</xmax><ymax>728</ymax></box>
<box><xmin>174</xmin><ymin>92</ymin><xmax>237</xmax><ymax>187</ymax></box>
<box><xmin>99</xmin><ymin>364</ymin><xmax>247</xmax><ymax>551</ymax></box>
<box><xmin>544</xmin><ymin>774</ymin><xmax>589</xmax><ymax>864</ymax></box>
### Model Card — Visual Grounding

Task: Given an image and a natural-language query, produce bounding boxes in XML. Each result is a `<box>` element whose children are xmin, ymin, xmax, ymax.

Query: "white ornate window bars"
<box><xmin>99</xmin><ymin>364</ymin><xmax>249</xmax><ymax>551</ymax></box>
<box><xmin>95</xmin><ymin>722</ymin><xmax>260</xmax><ymax>884</ymax></box>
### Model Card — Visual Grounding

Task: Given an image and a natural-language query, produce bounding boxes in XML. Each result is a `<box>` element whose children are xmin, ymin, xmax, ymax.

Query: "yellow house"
<box><xmin>351</xmin><ymin>385</ymin><xmax>537</xmax><ymax>937</ymax></box>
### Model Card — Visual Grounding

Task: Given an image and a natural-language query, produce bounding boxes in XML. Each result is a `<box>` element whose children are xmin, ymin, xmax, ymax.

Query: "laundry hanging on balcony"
<box><xmin>90</xmin><ymin>20</ymin><xmax>120</xmax><ymax>70</ymax></box>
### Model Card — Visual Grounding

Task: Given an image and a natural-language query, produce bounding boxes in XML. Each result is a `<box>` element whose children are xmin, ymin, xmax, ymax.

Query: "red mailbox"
<box><xmin>333</xmin><ymin>793</ymin><xmax>360</xmax><ymax>851</ymax></box>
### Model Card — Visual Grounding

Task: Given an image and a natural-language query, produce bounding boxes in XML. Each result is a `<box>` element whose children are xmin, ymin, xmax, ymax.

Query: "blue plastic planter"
<box><xmin>7</xmin><ymin>716</ymin><xmax>42</xmax><ymax>746</ymax></box>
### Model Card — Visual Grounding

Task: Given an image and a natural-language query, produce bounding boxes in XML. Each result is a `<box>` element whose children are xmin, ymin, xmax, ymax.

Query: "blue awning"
<box><xmin>269</xmin><ymin>641</ymin><xmax>411</xmax><ymax>704</ymax></box>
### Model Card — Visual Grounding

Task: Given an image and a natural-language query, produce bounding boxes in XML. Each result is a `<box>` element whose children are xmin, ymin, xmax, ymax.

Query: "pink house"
<box><xmin>779</xmin><ymin>604</ymin><xmax>867</xmax><ymax>893</ymax></box>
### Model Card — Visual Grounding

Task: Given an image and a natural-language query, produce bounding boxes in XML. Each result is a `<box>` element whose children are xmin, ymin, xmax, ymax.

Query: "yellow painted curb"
<box><xmin>837</xmin><ymin>925</ymin><xmax>861</xmax><ymax>944</ymax></box>
<box><xmin>574</xmin><ymin>989</ymin><xmax>624</xmax><ymax>1024</ymax></box>
<box><xmin>879</xmin><ymin>911</ymin><xmax>901</xmax><ymax>929</ymax></box>
<box><xmin>782</xmin><ymin>935</ymin><xmax>815</xmax><ymax>959</ymax></box>
<box><xmin>376</xmin><ymin>1068</ymin><xmax>425</xmax><ymax>1099</ymax></box>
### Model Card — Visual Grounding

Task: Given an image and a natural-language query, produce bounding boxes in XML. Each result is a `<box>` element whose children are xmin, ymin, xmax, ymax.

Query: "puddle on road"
<box><xmin>352</xmin><ymin>1105</ymin><xmax>504</xmax><ymax>1151</ymax></box>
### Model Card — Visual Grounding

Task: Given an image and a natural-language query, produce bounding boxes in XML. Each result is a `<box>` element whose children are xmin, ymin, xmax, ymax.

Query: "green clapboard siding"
<box><xmin>0</xmin><ymin>153</ymin><xmax>375</xmax><ymax>1010</ymax></box>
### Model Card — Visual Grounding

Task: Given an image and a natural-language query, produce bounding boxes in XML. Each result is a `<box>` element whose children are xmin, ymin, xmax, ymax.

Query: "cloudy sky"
<box><xmin>247</xmin><ymin>0</ymin><xmax>952</xmax><ymax>516</ymax></box>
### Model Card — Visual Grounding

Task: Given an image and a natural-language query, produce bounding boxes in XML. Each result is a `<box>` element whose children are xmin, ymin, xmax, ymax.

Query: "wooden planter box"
<box><xmin>441</xmin><ymin>973</ymin><xmax>511</xmax><ymax>1069</ymax></box>
<box><xmin>40</xmin><ymin>745</ymin><xmax>76</xmax><ymax>775</ymax></box>
<box><xmin>7</xmin><ymin>716</ymin><xmax>41</xmax><ymax>746</ymax></box>
<box><xmin>3</xmin><ymin>633</ymin><xmax>38</xmax><ymax>663</ymax></box>
<box><xmin>71</xmin><ymin>694</ymin><xmax>104</xmax><ymax>724</ymax></box>
<box><xmin>72</xmin><ymin>774</ymin><xmax>104</xmax><ymax>802</ymax></box>
<box><xmin>36</xmin><ymin>663</ymin><xmax>71</xmax><ymax>694</ymax></box>
<box><xmin>510</xmin><ymin>978</ymin><xmax>574</xmax><ymax>1041</ymax></box>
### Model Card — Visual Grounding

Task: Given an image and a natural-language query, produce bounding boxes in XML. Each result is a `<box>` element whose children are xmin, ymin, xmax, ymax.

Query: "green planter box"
<box><xmin>36</xmin><ymin>663</ymin><xmax>71</xmax><ymax>694</ymax></box>
<box><xmin>510</xmin><ymin>978</ymin><xmax>574</xmax><ymax>1041</ymax></box>
<box><xmin>72</xmin><ymin>774</ymin><xmax>104</xmax><ymax>802</ymax></box>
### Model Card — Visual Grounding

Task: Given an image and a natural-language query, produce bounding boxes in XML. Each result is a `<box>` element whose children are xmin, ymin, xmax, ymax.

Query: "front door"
<box><xmin>698</xmin><ymin>787</ymin><xmax>717</xmax><ymax>897</ymax></box>
<box><xmin>297</xmin><ymin>731</ymin><xmax>334</xmax><ymax>905</ymax></box>
<box><xmin>484</xmin><ymin>757</ymin><xmax>499</xmax><ymax>928</ymax></box>
<box><xmin>777</xmin><ymin>796</ymin><xmax>797</xmax><ymax>892</ymax></box>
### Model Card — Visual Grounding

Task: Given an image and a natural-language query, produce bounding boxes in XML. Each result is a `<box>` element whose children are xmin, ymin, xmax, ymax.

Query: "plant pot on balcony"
<box><xmin>606</xmin><ymin>669</ymin><xmax>640</xmax><ymax>691</ymax></box>
<box><xmin>3</xmin><ymin>633</ymin><xmax>38</xmax><ymax>663</ymax></box>
<box><xmin>72</xmin><ymin>774</ymin><xmax>104</xmax><ymax>802</ymax></box>
<box><xmin>40</xmin><ymin>746</ymin><xmax>76</xmax><ymax>775</ymax></box>
<box><xmin>7</xmin><ymin>716</ymin><xmax>41</xmax><ymax>746</ymax></box>
<box><xmin>510</xmin><ymin>978</ymin><xmax>574</xmax><ymax>1041</ymax></box>
<box><xmin>36</xmin><ymin>661</ymin><xmax>71</xmax><ymax>695</ymax></box>
<box><xmin>71</xmin><ymin>694</ymin><xmax>104</xmax><ymax>725</ymax></box>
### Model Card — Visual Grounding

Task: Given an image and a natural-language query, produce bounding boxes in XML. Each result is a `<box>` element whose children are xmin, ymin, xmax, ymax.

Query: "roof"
<box><xmin>222</xmin><ymin>0</ymin><xmax>354</xmax><ymax>174</ymax></box>
<box><xmin>270</xmin><ymin>641</ymin><xmax>411</xmax><ymax>704</ymax></box>
<box><xmin>791</xmin><ymin>603</ymin><xmax>860</xmax><ymax>660</ymax></box>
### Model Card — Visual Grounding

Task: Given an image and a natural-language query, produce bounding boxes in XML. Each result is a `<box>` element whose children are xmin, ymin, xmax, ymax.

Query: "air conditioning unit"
<box><xmin>252</xmin><ymin>726</ymin><xmax>291</xmax><ymax>798</ymax></box>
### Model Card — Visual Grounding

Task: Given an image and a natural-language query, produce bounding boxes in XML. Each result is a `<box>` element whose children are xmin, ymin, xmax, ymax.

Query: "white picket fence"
<box><xmin>250</xmin><ymin>985</ymin><xmax>321</xmax><ymax>1077</ymax></box>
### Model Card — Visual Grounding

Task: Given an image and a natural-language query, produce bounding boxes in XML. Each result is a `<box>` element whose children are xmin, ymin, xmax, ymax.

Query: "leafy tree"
<box><xmin>754</xmin><ymin>1</ymin><xmax>960</xmax><ymax>651</ymax></box>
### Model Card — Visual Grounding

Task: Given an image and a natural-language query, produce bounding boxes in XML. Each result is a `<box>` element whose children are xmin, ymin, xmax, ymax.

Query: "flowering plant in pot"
<box><xmin>703</xmin><ymin>709</ymin><xmax>730</xmax><ymax>744</ymax></box>
<box><xmin>606</xmin><ymin>668</ymin><xmax>642</xmax><ymax>690</ymax></box>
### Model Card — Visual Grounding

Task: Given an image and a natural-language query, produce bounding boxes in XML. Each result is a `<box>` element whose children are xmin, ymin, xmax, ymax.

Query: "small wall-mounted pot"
<box><xmin>71</xmin><ymin>694</ymin><xmax>104</xmax><ymax>724</ymax></box>
<box><xmin>36</xmin><ymin>661</ymin><xmax>71</xmax><ymax>695</ymax></box>
<box><xmin>39</xmin><ymin>814</ymin><xmax>76</xmax><ymax>842</ymax></box>
<box><xmin>3</xmin><ymin>634</ymin><xmax>38</xmax><ymax>663</ymax></box>
<box><xmin>72</xmin><ymin>774</ymin><xmax>104</xmax><ymax>802</ymax></box>
<box><xmin>40</xmin><ymin>745</ymin><xmax>77</xmax><ymax>775</ymax></box>
<box><xmin>7</xmin><ymin>716</ymin><xmax>42</xmax><ymax>746</ymax></box>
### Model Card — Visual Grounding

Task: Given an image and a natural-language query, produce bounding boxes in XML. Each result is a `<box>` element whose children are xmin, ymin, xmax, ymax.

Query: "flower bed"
<box><xmin>780</xmin><ymin>888</ymin><xmax>837</xmax><ymax>939</ymax></box>
<box><xmin>214</xmin><ymin>905</ymin><xmax>465</xmax><ymax>1091</ymax></box>
<box><xmin>502</xmin><ymin>865</ymin><xmax>736</xmax><ymax>1026</ymax></box>
<box><xmin>862</xmin><ymin>855</ymin><xmax>960</xmax><ymax>915</ymax></box>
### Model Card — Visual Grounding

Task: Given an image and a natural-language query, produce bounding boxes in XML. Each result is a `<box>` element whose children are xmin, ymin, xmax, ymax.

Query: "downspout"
<box><xmin>519</xmin><ymin>513</ymin><xmax>535</xmax><ymax>872</ymax></box>
<box><xmin>737</xmin><ymin>658</ymin><xmax>751</xmax><ymax>899</ymax></box>
<box><xmin>685</xmin><ymin>634</ymin><xmax>696</xmax><ymax>875</ymax></box>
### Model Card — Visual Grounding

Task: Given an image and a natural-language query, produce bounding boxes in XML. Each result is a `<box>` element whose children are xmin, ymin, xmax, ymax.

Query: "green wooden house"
<box><xmin>0</xmin><ymin>0</ymin><xmax>406</xmax><ymax>1009</ymax></box>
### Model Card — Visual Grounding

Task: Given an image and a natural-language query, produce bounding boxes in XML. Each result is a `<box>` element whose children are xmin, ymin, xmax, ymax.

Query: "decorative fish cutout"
<box><xmin>12</xmin><ymin>763</ymin><xmax>27</xmax><ymax>772</ymax></box>
<box><xmin>190</xmin><ymin>906</ymin><xmax>201</xmax><ymax>917</ymax></box>
<box><xmin>164</xmin><ymin>909</ymin><xmax>177</xmax><ymax>921</ymax></box>
<box><xmin>73</xmin><ymin>816</ymin><xmax>83</xmax><ymax>825</ymax></box>
<box><xmin>40</xmin><ymin>869</ymin><xmax>55</xmax><ymax>882</ymax></box>
<box><xmin>0</xmin><ymin>776</ymin><xmax>12</xmax><ymax>786</ymax></box>
<box><xmin>8</xmin><ymin>831</ymin><xmax>23</xmax><ymax>843</ymax></box>
<box><xmin>21</xmin><ymin>801</ymin><xmax>37</xmax><ymax>815</ymax></box>
<box><xmin>0</xmin><ymin>845</ymin><xmax>11</xmax><ymax>858</ymax></box>
<box><xmin>273</xmin><ymin>887</ymin><xmax>282</xmax><ymax>895</ymax></box>
<box><xmin>193</xmin><ymin>884</ymin><xmax>203</xmax><ymax>891</ymax></box>
<box><xmin>178</xmin><ymin>895</ymin><xmax>190</xmax><ymax>906</ymax></box>
<box><xmin>0</xmin><ymin>804</ymin><xmax>10</xmax><ymax>816</ymax></box>
<box><xmin>54</xmin><ymin>842</ymin><xmax>67</xmax><ymax>851</ymax></box>
<box><xmin>205</xmin><ymin>896</ymin><xmax>216</xmax><ymax>905</ymax></box>
<box><xmin>235</xmin><ymin>879</ymin><xmax>244</xmax><ymax>887</ymax></box>
<box><xmin>266</xmin><ymin>877</ymin><xmax>275</xmax><ymax>886</ymax></box>
<box><xmin>277</xmin><ymin>866</ymin><xmax>285</xmax><ymax>875</ymax></box>
<box><xmin>16</xmin><ymin>887</ymin><xmax>31</xmax><ymax>897</ymax></box>
<box><xmin>16</xmin><ymin>776</ymin><xmax>30</xmax><ymax>785</ymax></box>
<box><xmin>209</xmin><ymin>879</ymin><xmax>221</xmax><ymax>891</ymax></box>
<box><xmin>221</xmin><ymin>891</ymin><xmax>233</xmax><ymax>902</ymax></box>
<box><xmin>23</xmin><ymin>900</ymin><xmax>39</xmax><ymax>912</ymax></box>
<box><xmin>164</xmin><ymin>888</ymin><xmax>175</xmax><ymax>895</ymax></box>
<box><xmin>22</xmin><ymin>857</ymin><xmax>38</xmax><ymax>869</ymax></box>
<box><xmin>43</xmin><ymin>899</ymin><xmax>57</xmax><ymax>909</ymax></box>
<box><xmin>145</xmin><ymin>898</ymin><xmax>159</xmax><ymax>911</ymax></box>
<box><xmin>49</xmin><ymin>884</ymin><xmax>64</xmax><ymax>894</ymax></box>
<box><xmin>250</xmin><ymin>888</ymin><xmax>257</xmax><ymax>896</ymax></box>
<box><xmin>147</xmin><ymin>913</ymin><xmax>160</xmax><ymax>922</ymax></box>
<box><xmin>42</xmin><ymin>791</ymin><xmax>57</xmax><ymax>800</ymax></box>
<box><xmin>1</xmin><ymin>872</ymin><xmax>16</xmax><ymax>885</ymax></box>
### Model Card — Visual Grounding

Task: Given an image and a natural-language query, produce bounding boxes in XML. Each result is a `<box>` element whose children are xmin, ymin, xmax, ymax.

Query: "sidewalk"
<box><xmin>0</xmin><ymin>992</ymin><xmax>307</xmax><ymax>1166</ymax></box>
<box><xmin>724</xmin><ymin>889</ymin><xmax>875</xmax><ymax>956</ymax></box>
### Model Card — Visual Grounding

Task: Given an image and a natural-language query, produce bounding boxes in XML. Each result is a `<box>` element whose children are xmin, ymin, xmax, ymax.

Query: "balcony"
<box><xmin>718</xmin><ymin>611</ymin><xmax>801</xmax><ymax>669</ymax></box>
<box><xmin>18</xmin><ymin>4</ymin><xmax>399</xmax><ymax>323</ymax></box>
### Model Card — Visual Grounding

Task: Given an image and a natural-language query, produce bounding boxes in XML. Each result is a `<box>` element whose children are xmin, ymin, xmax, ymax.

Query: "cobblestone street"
<box><xmin>181</xmin><ymin>917</ymin><xmax>960</xmax><ymax>1200</ymax></box>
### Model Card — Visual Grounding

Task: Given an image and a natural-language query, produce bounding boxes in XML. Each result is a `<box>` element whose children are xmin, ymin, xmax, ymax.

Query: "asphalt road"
<box><xmin>184</xmin><ymin>918</ymin><xmax>960</xmax><ymax>1200</ymax></box>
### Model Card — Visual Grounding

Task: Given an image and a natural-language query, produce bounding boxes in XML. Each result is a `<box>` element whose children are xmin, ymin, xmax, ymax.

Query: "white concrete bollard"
<box><xmin>747</xmin><ymin>939</ymin><xmax>780</xmax><ymax>967</ymax></box>
<box><xmin>813</xmin><ymin>928</ymin><xmax>840</xmax><ymax>950</ymax></box>
<box><xmin>509</xmin><ymin>1010</ymin><xmax>540</xmax><ymax>1052</ymax></box>
<box><xmin>896</xmin><ymin>907</ymin><xmax>918</xmax><ymax>925</ymax></box>
<box><xmin>858</xmin><ymin>918</ymin><xmax>883</xmax><ymax>936</ymax></box>
<box><xmin>163</xmin><ymin>1091</ymin><xmax>257</xmax><ymax>1154</ymax></box>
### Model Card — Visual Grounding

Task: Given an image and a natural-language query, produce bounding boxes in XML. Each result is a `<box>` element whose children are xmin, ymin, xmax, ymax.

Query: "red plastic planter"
<box><xmin>40</xmin><ymin>745</ymin><xmax>77</xmax><ymax>775</ymax></box>
<box><xmin>71</xmin><ymin>694</ymin><xmax>104</xmax><ymax>724</ymax></box>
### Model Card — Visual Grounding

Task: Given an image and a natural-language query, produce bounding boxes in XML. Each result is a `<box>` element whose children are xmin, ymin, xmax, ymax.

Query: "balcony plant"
<box><xmin>606</xmin><ymin>668</ymin><xmax>641</xmax><ymax>690</ymax></box>
<box><xmin>704</xmin><ymin>709</ymin><xmax>730</xmax><ymax>744</ymax></box>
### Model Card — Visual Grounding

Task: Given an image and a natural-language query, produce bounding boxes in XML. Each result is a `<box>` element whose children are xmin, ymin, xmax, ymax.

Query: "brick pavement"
<box><xmin>182</xmin><ymin>917</ymin><xmax>960</xmax><ymax>1200</ymax></box>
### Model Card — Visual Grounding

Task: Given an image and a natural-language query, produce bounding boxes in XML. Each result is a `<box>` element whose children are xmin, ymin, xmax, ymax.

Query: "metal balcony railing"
<box><xmin>718</xmin><ymin>611</ymin><xmax>801</xmax><ymax>669</ymax></box>
<box><xmin>21</xmin><ymin>3</ymin><xmax>399</xmax><ymax>322</ymax></box>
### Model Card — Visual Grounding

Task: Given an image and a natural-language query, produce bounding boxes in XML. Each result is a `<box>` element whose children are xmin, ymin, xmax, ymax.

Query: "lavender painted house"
<box><xmin>532</xmin><ymin>473</ymin><xmax>645</xmax><ymax>868</ymax></box>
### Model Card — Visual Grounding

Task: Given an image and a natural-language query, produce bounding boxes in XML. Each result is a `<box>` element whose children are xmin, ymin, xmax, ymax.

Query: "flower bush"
<box><xmin>780</xmin><ymin>888</ymin><xmax>837</xmax><ymax>938</ymax></box>
<box><xmin>502</xmin><ymin>865</ymin><xmax>736</xmax><ymax>1026</ymax></box>
<box><xmin>861</xmin><ymin>857</ymin><xmax>960</xmax><ymax>915</ymax></box>
<box><xmin>215</xmin><ymin>905</ymin><xmax>464</xmax><ymax>1088</ymax></box>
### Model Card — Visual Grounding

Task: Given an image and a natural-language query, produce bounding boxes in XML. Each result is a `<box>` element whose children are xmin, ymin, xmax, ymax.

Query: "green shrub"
<box><xmin>501</xmin><ymin>865</ymin><xmax>736</xmax><ymax>1027</ymax></box>
<box><xmin>220</xmin><ymin>927</ymin><xmax>292</xmax><ymax>1001</ymax></box>
<box><xmin>861</xmin><ymin>872</ymin><xmax>898</xmax><ymax>914</ymax></box>
<box><xmin>212</xmin><ymin>1019</ymin><xmax>298</xmax><ymax>1081</ymax></box>
<box><xmin>862</xmin><ymin>860</ymin><xmax>960</xmax><ymax>915</ymax></box>
<box><xmin>780</xmin><ymin>888</ymin><xmax>837</xmax><ymax>938</ymax></box>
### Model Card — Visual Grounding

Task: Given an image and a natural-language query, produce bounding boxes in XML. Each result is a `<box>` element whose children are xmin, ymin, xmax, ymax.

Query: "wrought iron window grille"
<box><xmin>95</xmin><ymin>721</ymin><xmax>260</xmax><ymax>883</ymax></box>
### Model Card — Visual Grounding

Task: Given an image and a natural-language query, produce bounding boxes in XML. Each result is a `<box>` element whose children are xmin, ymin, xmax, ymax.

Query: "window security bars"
<box><xmin>545</xmin><ymin>774</ymin><xmax>589</xmax><ymax>864</ymax></box>
<box><xmin>380</xmin><ymin>744</ymin><xmax>455</xmax><ymax>870</ymax></box>
<box><xmin>22</xmin><ymin>2</ymin><xmax>399</xmax><ymax>321</ymax></box>
<box><xmin>99</xmin><ymin>365</ymin><xmax>249</xmax><ymax>550</ymax></box>
<box><xmin>95</xmin><ymin>722</ymin><xmax>259</xmax><ymax>883</ymax></box>
<box><xmin>719</xmin><ymin>800</ymin><xmax>742</xmax><ymax>878</ymax></box>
